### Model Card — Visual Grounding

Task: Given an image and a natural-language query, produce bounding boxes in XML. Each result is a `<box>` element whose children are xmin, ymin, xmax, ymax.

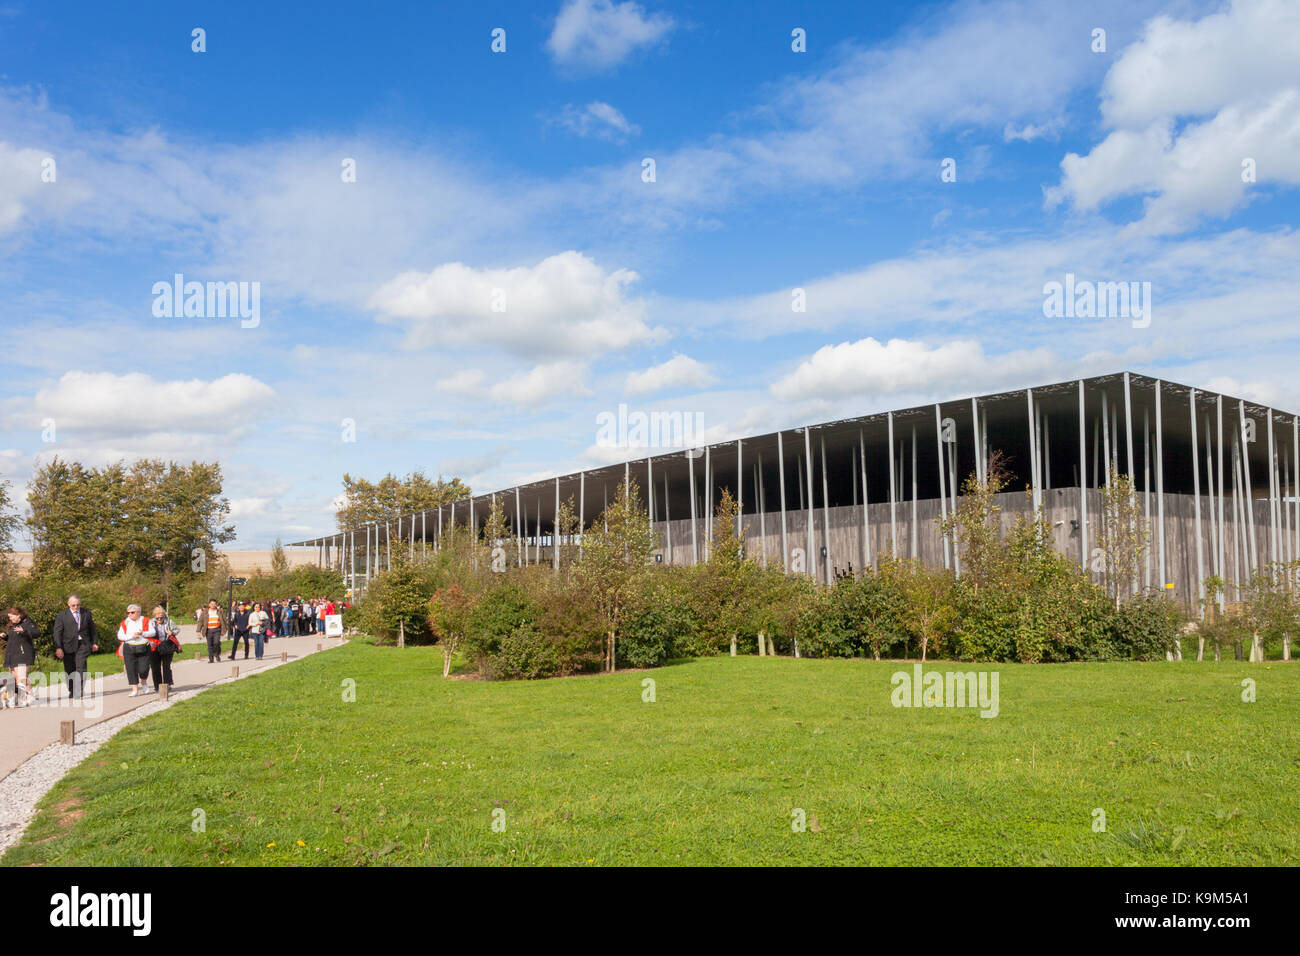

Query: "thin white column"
<box><xmin>1191</xmin><ymin>389</ymin><xmax>1205</xmax><ymax>614</ymax></box>
<box><xmin>1027</xmin><ymin>389</ymin><xmax>1040</xmax><ymax>513</ymax></box>
<box><xmin>861</xmin><ymin>428</ymin><xmax>871</xmax><ymax>572</ymax></box>
<box><xmin>888</xmin><ymin>412</ymin><xmax>897</xmax><ymax>557</ymax></box>
<box><xmin>689</xmin><ymin>450</ymin><xmax>699</xmax><ymax>565</ymax></box>
<box><xmin>1078</xmin><ymin>381</ymin><xmax>1088</xmax><ymax>570</ymax></box>
<box><xmin>1155</xmin><ymin>381</ymin><xmax>1165</xmax><ymax>591</ymax></box>
<box><xmin>1267</xmin><ymin>412</ymin><xmax>1278</xmax><ymax>569</ymax></box>
<box><xmin>736</xmin><ymin>439</ymin><xmax>743</xmax><ymax>537</ymax></box>
<box><xmin>803</xmin><ymin>427</ymin><xmax>815</xmax><ymax>580</ymax></box>
<box><xmin>553</xmin><ymin>478</ymin><xmax>560</xmax><ymax>571</ymax></box>
<box><xmin>1239</xmin><ymin>400</ymin><xmax>1258</xmax><ymax>575</ymax></box>
<box><xmin>820</xmin><ymin>436</ymin><xmax>831</xmax><ymax>581</ymax></box>
<box><xmin>910</xmin><ymin>425</ymin><xmax>918</xmax><ymax>558</ymax></box>
<box><xmin>579</xmin><ymin>471</ymin><xmax>586</xmax><ymax>561</ymax></box>
<box><xmin>777</xmin><ymin>433</ymin><xmax>788</xmax><ymax>571</ymax></box>
<box><xmin>970</xmin><ymin>399</ymin><xmax>982</xmax><ymax>484</ymax></box>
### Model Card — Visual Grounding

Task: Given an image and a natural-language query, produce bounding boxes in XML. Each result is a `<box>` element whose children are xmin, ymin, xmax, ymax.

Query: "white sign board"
<box><xmin>325</xmin><ymin>614</ymin><xmax>343</xmax><ymax>637</ymax></box>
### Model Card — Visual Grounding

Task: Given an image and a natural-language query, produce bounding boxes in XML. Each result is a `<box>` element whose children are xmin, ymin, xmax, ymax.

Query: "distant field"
<box><xmin>5</xmin><ymin>642</ymin><xmax>1297</xmax><ymax>866</ymax></box>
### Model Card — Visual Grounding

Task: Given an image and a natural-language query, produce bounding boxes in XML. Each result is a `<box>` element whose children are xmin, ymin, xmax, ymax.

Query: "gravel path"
<box><xmin>0</xmin><ymin>639</ymin><xmax>347</xmax><ymax>857</ymax></box>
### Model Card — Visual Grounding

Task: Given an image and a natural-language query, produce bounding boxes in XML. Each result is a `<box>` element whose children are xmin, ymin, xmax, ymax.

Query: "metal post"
<box><xmin>777</xmin><ymin>432</ymin><xmax>788</xmax><ymax>572</ymax></box>
<box><xmin>1206</xmin><ymin>415</ymin><xmax>1219</xmax><ymax>588</ymax></box>
<box><xmin>910</xmin><ymin>425</ymin><xmax>918</xmax><ymax>559</ymax></box>
<box><xmin>888</xmin><ymin>412</ymin><xmax>897</xmax><ymax>557</ymax></box>
<box><xmin>1102</xmin><ymin>391</ymin><xmax>1111</xmax><ymax>488</ymax></box>
<box><xmin>1239</xmin><ymin>400</ymin><xmax>1258</xmax><ymax>575</ymax></box>
<box><xmin>515</xmin><ymin>488</ymin><xmax>522</xmax><ymax>567</ymax></box>
<box><xmin>1078</xmin><ymin>380</ymin><xmax>1088</xmax><ymax>569</ymax></box>
<box><xmin>1027</xmin><ymin>389</ymin><xmax>1040</xmax><ymax>513</ymax></box>
<box><xmin>1267</xmin><ymin>411</ymin><xmax>1278</xmax><ymax>570</ymax></box>
<box><xmin>579</xmin><ymin>471</ymin><xmax>586</xmax><ymax>561</ymax></box>
<box><xmin>820</xmin><ymin>436</ymin><xmax>831</xmax><ymax>581</ymax></box>
<box><xmin>553</xmin><ymin>478</ymin><xmax>560</xmax><ymax>571</ymax></box>
<box><xmin>689</xmin><ymin>450</ymin><xmax>698</xmax><ymax>565</ymax></box>
<box><xmin>1123</xmin><ymin>372</ymin><xmax>1135</xmax><ymax>478</ymax></box>
<box><xmin>803</xmin><ymin>426</ymin><xmax>815</xmax><ymax>580</ymax></box>
<box><xmin>862</xmin><ymin>427</ymin><xmax>872</xmax><ymax>572</ymax></box>
<box><xmin>757</xmin><ymin>456</ymin><xmax>766</xmax><ymax>568</ymax></box>
<box><xmin>704</xmin><ymin>447</ymin><xmax>712</xmax><ymax>560</ymax></box>
<box><xmin>1144</xmin><ymin>408</ymin><xmax>1151</xmax><ymax>590</ymax></box>
<box><xmin>970</xmin><ymin>399</ymin><xmax>982</xmax><ymax>484</ymax></box>
<box><xmin>1191</xmin><ymin>389</ymin><xmax>1205</xmax><ymax>614</ymax></box>
<box><xmin>930</xmin><ymin>408</ymin><xmax>951</xmax><ymax>572</ymax></box>
<box><xmin>736</xmin><ymin>439</ymin><xmax>743</xmax><ymax>537</ymax></box>
<box><xmin>663</xmin><ymin>469</ymin><xmax>670</xmax><ymax>565</ymax></box>
<box><xmin>1155</xmin><ymin>381</ymin><xmax>1165</xmax><ymax>591</ymax></box>
<box><xmin>647</xmin><ymin>457</ymin><xmax>655</xmax><ymax>555</ymax></box>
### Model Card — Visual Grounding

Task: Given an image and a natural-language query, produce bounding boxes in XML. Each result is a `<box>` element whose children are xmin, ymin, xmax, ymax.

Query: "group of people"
<box><xmin>0</xmin><ymin>593</ymin><xmax>346</xmax><ymax>707</ymax></box>
<box><xmin>2</xmin><ymin>595</ymin><xmax>181</xmax><ymax>705</ymax></box>
<box><xmin>195</xmin><ymin>596</ymin><xmax>339</xmax><ymax>664</ymax></box>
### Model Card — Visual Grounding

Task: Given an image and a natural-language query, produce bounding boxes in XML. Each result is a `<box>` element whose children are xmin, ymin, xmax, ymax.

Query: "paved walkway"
<box><xmin>0</xmin><ymin>627</ymin><xmax>346</xmax><ymax>780</ymax></box>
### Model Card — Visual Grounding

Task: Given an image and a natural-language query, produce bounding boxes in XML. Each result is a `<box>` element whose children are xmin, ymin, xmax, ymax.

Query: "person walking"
<box><xmin>248</xmin><ymin>602</ymin><xmax>269</xmax><ymax>660</ymax></box>
<box><xmin>115</xmin><ymin>604</ymin><xmax>155</xmax><ymax>697</ymax></box>
<box><xmin>52</xmin><ymin>594</ymin><xmax>99</xmax><ymax>700</ymax></box>
<box><xmin>3</xmin><ymin>607</ymin><xmax>40</xmax><ymax>707</ymax></box>
<box><xmin>202</xmin><ymin>598</ymin><xmax>225</xmax><ymax>663</ymax></box>
<box><xmin>229</xmin><ymin>602</ymin><xmax>251</xmax><ymax>660</ymax></box>
<box><xmin>148</xmin><ymin>606</ymin><xmax>180</xmax><ymax>692</ymax></box>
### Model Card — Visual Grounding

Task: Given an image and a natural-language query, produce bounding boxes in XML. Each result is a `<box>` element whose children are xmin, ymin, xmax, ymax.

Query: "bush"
<box><xmin>488</xmin><ymin>625</ymin><xmax>561</xmax><ymax>680</ymax></box>
<box><xmin>1107</xmin><ymin>594</ymin><xmax>1182</xmax><ymax>660</ymax></box>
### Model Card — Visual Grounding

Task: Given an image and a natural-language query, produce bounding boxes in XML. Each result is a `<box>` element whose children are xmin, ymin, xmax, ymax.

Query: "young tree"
<box><xmin>884</xmin><ymin>557</ymin><xmax>956</xmax><ymax>662</ymax></box>
<box><xmin>1097</xmin><ymin>468</ymin><xmax>1148</xmax><ymax>607</ymax></box>
<box><xmin>271</xmin><ymin>538</ymin><xmax>290</xmax><ymax>574</ymax></box>
<box><xmin>939</xmin><ymin>452</ymin><xmax>1010</xmax><ymax>592</ymax></box>
<box><xmin>703</xmin><ymin>489</ymin><xmax>754</xmax><ymax>655</ymax></box>
<box><xmin>575</xmin><ymin>479</ymin><xmax>653</xmax><ymax>672</ymax></box>
<box><xmin>428</xmin><ymin>584</ymin><xmax>477</xmax><ymax>677</ymax></box>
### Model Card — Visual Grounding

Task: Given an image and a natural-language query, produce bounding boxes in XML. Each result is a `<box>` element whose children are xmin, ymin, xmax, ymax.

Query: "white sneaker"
<box><xmin>129</xmin><ymin>687</ymin><xmax>138</xmax><ymax>697</ymax></box>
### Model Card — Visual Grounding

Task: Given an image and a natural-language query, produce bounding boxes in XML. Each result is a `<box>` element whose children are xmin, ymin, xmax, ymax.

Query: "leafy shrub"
<box><xmin>1107</xmin><ymin>594</ymin><xmax>1182</xmax><ymax>660</ymax></box>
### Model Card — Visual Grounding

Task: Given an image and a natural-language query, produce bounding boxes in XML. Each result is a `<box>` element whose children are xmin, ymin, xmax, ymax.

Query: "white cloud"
<box><xmin>1047</xmin><ymin>0</ymin><xmax>1300</xmax><ymax>233</ymax></box>
<box><xmin>551</xmin><ymin>101</ymin><xmax>640</xmax><ymax>142</ymax></box>
<box><xmin>368</xmin><ymin>250</ymin><xmax>664</xmax><ymax>357</ymax></box>
<box><xmin>625</xmin><ymin>354</ymin><xmax>715</xmax><ymax>395</ymax></box>
<box><xmin>23</xmin><ymin>371</ymin><xmax>274</xmax><ymax>437</ymax></box>
<box><xmin>548</xmin><ymin>0</ymin><xmax>674</xmax><ymax>71</ymax></box>
<box><xmin>435</xmin><ymin>369</ymin><xmax>487</xmax><ymax>396</ymax></box>
<box><xmin>489</xmin><ymin>361</ymin><xmax>591</xmax><ymax>406</ymax></box>
<box><xmin>770</xmin><ymin>338</ymin><xmax>1060</xmax><ymax>403</ymax></box>
<box><xmin>0</xmin><ymin>140</ymin><xmax>90</xmax><ymax>234</ymax></box>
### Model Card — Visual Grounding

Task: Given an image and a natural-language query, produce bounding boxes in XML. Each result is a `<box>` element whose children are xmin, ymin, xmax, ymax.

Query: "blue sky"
<box><xmin>2</xmin><ymin>0</ymin><xmax>1298</xmax><ymax>546</ymax></box>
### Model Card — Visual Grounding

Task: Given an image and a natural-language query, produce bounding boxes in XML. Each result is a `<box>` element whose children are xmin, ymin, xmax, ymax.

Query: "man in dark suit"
<box><xmin>52</xmin><ymin>594</ymin><xmax>98</xmax><ymax>699</ymax></box>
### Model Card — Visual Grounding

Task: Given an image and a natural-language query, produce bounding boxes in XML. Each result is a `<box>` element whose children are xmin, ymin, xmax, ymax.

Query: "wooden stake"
<box><xmin>60</xmin><ymin>721</ymin><xmax>75</xmax><ymax>745</ymax></box>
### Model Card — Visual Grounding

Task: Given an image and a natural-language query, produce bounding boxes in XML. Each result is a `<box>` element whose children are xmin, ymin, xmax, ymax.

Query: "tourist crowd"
<box><xmin>0</xmin><ymin>594</ymin><xmax>346</xmax><ymax>707</ymax></box>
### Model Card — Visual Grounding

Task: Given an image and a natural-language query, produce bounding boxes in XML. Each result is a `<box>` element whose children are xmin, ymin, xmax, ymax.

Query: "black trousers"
<box><xmin>206</xmin><ymin>627</ymin><xmax>222</xmax><ymax>661</ymax></box>
<box><xmin>231</xmin><ymin>630</ymin><xmax>250</xmax><ymax>657</ymax></box>
<box><xmin>122</xmin><ymin>644</ymin><xmax>151</xmax><ymax>685</ymax></box>
<box><xmin>149</xmin><ymin>650</ymin><xmax>173</xmax><ymax>686</ymax></box>
<box><xmin>62</xmin><ymin>646</ymin><xmax>91</xmax><ymax>698</ymax></box>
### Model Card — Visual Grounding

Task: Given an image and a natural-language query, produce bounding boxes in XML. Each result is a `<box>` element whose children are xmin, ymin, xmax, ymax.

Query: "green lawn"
<box><xmin>5</xmin><ymin>642</ymin><xmax>1298</xmax><ymax>866</ymax></box>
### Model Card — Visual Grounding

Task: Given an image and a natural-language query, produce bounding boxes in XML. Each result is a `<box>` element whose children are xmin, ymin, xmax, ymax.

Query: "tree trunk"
<box><xmin>729</xmin><ymin>634</ymin><xmax>737</xmax><ymax>656</ymax></box>
<box><xmin>1284</xmin><ymin>634</ymin><xmax>1291</xmax><ymax>661</ymax></box>
<box><xmin>1197</xmin><ymin>633</ymin><xmax>1204</xmax><ymax>661</ymax></box>
<box><xmin>768</xmin><ymin>634</ymin><xmax>776</xmax><ymax>656</ymax></box>
<box><xmin>398</xmin><ymin>619</ymin><xmax>405</xmax><ymax>649</ymax></box>
<box><xmin>607</xmin><ymin>630</ymin><xmax>615</xmax><ymax>672</ymax></box>
<box><xmin>757</xmin><ymin>630</ymin><xmax>765</xmax><ymax>656</ymax></box>
<box><xmin>443</xmin><ymin>644</ymin><xmax>453</xmax><ymax>677</ymax></box>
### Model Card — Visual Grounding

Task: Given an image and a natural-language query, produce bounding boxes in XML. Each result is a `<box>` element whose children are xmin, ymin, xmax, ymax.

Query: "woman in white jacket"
<box><xmin>116</xmin><ymin>604</ymin><xmax>155</xmax><ymax>697</ymax></box>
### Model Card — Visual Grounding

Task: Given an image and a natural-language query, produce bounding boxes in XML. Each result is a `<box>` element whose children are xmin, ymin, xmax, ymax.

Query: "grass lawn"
<box><xmin>4</xmin><ymin>642</ymin><xmax>1297</xmax><ymax>866</ymax></box>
